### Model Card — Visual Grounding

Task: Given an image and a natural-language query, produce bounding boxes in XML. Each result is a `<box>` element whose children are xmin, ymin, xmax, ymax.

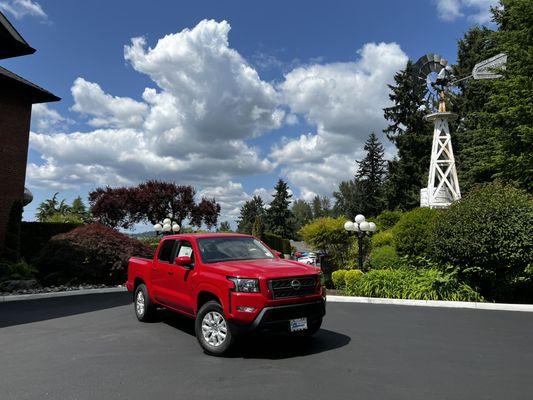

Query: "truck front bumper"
<box><xmin>229</xmin><ymin>299</ymin><xmax>326</xmax><ymax>334</ymax></box>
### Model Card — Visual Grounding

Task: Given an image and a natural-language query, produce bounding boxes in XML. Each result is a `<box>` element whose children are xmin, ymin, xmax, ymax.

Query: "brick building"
<box><xmin>0</xmin><ymin>12</ymin><xmax>59</xmax><ymax>256</ymax></box>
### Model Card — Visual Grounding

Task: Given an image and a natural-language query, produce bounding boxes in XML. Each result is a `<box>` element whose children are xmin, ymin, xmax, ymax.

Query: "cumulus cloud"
<box><xmin>28</xmin><ymin>20</ymin><xmax>280</xmax><ymax>195</ymax></box>
<box><xmin>435</xmin><ymin>0</ymin><xmax>497</xmax><ymax>24</ymax></box>
<box><xmin>272</xmin><ymin>42</ymin><xmax>408</xmax><ymax>197</ymax></box>
<box><xmin>0</xmin><ymin>0</ymin><xmax>46</xmax><ymax>19</ymax></box>
<box><xmin>31</xmin><ymin>104</ymin><xmax>71</xmax><ymax>132</ymax></box>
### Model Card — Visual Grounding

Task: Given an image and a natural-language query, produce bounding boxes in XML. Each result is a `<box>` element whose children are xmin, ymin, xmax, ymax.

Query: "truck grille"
<box><xmin>269</xmin><ymin>276</ymin><xmax>317</xmax><ymax>299</ymax></box>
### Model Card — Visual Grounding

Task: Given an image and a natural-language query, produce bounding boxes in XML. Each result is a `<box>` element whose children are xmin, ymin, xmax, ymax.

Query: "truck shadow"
<box><xmin>158</xmin><ymin>310</ymin><xmax>351</xmax><ymax>359</ymax></box>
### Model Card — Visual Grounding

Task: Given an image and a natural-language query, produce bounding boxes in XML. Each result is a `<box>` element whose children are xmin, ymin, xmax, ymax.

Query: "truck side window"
<box><xmin>158</xmin><ymin>240</ymin><xmax>175</xmax><ymax>263</ymax></box>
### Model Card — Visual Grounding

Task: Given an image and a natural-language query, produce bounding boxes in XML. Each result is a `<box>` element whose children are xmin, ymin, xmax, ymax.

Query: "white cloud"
<box><xmin>31</xmin><ymin>104</ymin><xmax>71</xmax><ymax>132</ymax></box>
<box><xmin>0</xmin><ymin>0</ymin><xmax>46</xmax><ymax>19</ymax></box>
<box><xmin>273</xmin><ymin>42</ymin><xmax>407</xmax><ymax>196</ymax></box>
<box><xmin>28</xmin><ymin>20</ymin><xmax>279</xmax><ymax>196</ymax></box>
<box><xmin>435</xmin><ymin>0</ymin><xmax>497</xmax><ymax>24</ymax></box>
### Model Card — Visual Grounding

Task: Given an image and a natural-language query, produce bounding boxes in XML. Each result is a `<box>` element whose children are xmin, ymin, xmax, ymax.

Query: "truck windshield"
<box><xmin>197</xmin><ymin>237</ymin><xmax>275</xmax><ymax>263</ymax></box>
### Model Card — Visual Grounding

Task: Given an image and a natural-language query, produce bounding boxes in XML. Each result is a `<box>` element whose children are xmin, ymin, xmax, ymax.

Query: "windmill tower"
<box><xmin>412</xmin><ymin>53</ymin><xmax>507</xmax><ymax>208</ymax></box>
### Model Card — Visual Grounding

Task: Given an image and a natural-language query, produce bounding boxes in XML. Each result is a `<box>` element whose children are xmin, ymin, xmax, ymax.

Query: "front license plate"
<box><xmin>290</xmin><ymin>317</ymin><xmax>308</xmax><ymax>332</ymax></box>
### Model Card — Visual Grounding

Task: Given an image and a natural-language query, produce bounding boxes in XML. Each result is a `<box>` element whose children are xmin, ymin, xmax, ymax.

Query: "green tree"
<box><xmin>70</xmin><ymin>196</ymin><xmax>91</xmax><ymax>222</ymax></box>
<box><xmin>356</xmin><ymin>133</ymin><xmax>387</xmax><ymax>216</ymax></box>
<box><xmin>382</xmin><ymin>61</ymin><xmax>433</xmax><ymax>210</ymax></box>
<box><xmin>217</xmin><ymin>221</ymin><xmax>232</xmax><ymax>232</ymax></box>
<box><xmin>292</xmin><ymin>199</ymin><xmax>313</xmax><ymax>233</ymax></box>
<box><xmin>237</xmin><ymin>196</ymin><xmax>265</xmax><ymax>234</ymax></box>
<box><xmin>251</xmin><ymin>216</ymin><xmax>265</xmax><ymax>238</ymax></box>
<box><xmin>311</xmin><ymin>195</ymin><xmax>331</xmax><ymax>218</ymax></box>
<box><xmin>266</xmin><ymin>179</ymin><xmax>295</xmax><ymax>239</ymax></box>
<box><xmin>332</xmin><ymin>179</ymin><xmax>364</xmax><ymax>220</ymax></box>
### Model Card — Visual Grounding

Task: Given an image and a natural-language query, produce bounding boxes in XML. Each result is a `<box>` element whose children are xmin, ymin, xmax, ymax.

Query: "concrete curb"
<box><xmin>1</xmin><ymin>287</ymin><xmax>128</xmax><ymax>303</ymax></box>
<box><xmin>327</xmin><ymin>295</ymin><xmax>533</xmax><ymax>312</ymax></box>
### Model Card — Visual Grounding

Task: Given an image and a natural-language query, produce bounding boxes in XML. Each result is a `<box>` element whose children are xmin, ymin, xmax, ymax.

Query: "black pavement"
<box><xmin>1</xmin><ymin>292</ymin><xmax>532</xmax><ymax>399</ymax></box>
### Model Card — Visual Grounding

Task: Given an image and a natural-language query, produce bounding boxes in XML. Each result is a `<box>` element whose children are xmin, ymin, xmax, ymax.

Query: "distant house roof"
<box><xmin>0</xmin><ymin>66</ymin><xmax>60</xmax><ymax>103</ymax></box>
<box><xmin>0</xmin><ymin>11</ymin><xmax>35</xmax><ymax>59</ymax></box>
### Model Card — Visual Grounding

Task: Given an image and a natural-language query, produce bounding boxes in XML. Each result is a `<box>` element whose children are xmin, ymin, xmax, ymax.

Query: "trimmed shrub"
<box><xmin>393</xmin><ymin>208</ymin><xmax>439</xmax><ymax>258</ymax></box>
<box><xmin>282</xmin><ymin>238</ymin><xmax>292</xmax><ymax>255</ymax></box>
<box><xmin>35</xmin><ymin>223</ymin><xmax>153</xmax><ymax>285</ymax></box>
<box><xmin>2</xmin><ymin>200</ymin><xmax>23</xmax><ymax>262</ymax></box>
<box><xmin>344</xmin><ymin>269</ymin><xmax>364</xmax><ymax>289</ymax></box>
<box><xmin>0</xmin><ymin>260</ymin><xmax>37</xmax><ymax>282</ymax></box>
<box><xmin>375</xmin><ymin>210</ymin><xmax>402</xmax><ymax>230</ymax></box>
<box><xmin>371</xmin><ymin>229</ymin><xmax>394</xmax><ymax>249</ymax></box>
<box><xmin>20</xmin><ymin>222</ymin><xmax>81</xmax><ymax>262</ymax></box>
<box><xmin>262</xmin><ymin>232</ymin><xmax>284</xmax><ymax>253</ymax></box>
<box><xmin>433</xmin><ymin>182</ymin><xmax>533</xmax><ymax>301</ymax></box>
<box><xmin>345</xmin><ymin>268</ymin><xmax>483</xmax><ymax>301</ymax></box>
<box><xmin>331</xmin><ymin>269</ymin><xmax>347</xmax><ymax>290</ymax></box>
<box><xmin>367</xmin><ymin>245</ymin><xmax>400</xmax><ymax>269</ymax></box>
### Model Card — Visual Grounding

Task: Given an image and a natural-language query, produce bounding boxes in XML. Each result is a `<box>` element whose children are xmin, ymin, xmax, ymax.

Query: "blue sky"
<box><xmin>0</xmin><ymin>0</ymin><xmax>497</xmax><ymax>228</ymax></box>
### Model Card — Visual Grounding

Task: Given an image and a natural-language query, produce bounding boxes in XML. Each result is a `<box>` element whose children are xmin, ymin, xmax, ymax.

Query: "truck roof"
<box><xmin>161</xmin><ymin>232</ymin><xmax>252</xmax><ymax>240</ymax></box>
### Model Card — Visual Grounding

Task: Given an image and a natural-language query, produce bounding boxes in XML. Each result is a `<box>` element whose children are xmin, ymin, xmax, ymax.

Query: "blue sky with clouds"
<box><xmin>0</xmin><ymin>0</ymin><xmax>497</xmax><ymax>228</ymax></box>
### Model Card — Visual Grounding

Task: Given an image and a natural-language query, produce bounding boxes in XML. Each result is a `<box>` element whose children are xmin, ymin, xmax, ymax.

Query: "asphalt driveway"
<box><xmin>1</xmin><ymin>292</ymin><xmax>532</xmax><ymax>400</ymax></box>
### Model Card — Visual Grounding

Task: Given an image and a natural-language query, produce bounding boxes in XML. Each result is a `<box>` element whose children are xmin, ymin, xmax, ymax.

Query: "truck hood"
<box><xmin>208</xmin><ymin>258</ymin><xmax>320</xmax><ymax>279</ymax></box>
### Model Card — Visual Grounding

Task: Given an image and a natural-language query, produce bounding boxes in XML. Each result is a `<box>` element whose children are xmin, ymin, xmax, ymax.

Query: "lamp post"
<box><xmin>344</xmin><ymin>214</ymin><xmax>376</xmax><ymax>270</ymax></box>
<box><xmin>154</xmin><ymin>214</ymin><xmax>180</xmax><ymax>236</ymax></box>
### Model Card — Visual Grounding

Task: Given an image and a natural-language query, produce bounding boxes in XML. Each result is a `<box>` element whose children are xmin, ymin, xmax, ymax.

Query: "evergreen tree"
<box><xmin>251</xmin><ymin>216</ymin><xmax>265</xmax><ymax>238</ymax></box>
<box><xmin>382</xmin><ymin>61</ymin><xmax>433</xmax><ymax>210</ymax></box>
<box><xmin>311</xmin><ymin>195</ymin><xmax>331</xmax><ymax>218</ymax></box>
<box><xmin>356</xmin><ymin>133</ymin><xmax>387</xmax><ymax>216</ymax></box>
<box><xmin>70</xmin><ymin>196</ymin><xmax>91</xmax><ymax>222</ymax></box>
<box><xmin>266</xmin><ymin>179</ymin><xmax>295</xmax><ymax>239</ymax></box>
<box><xmin>236</xmin><ymin>196</ymin><xmax>265</xmax><ymax>234</ymax></box>
<box><xmin>292</xmin><ymin>199</ymin><xmax>313</xmax><ymax>233</ymax></box>
<box><xmin>332</xmin><ymin>179</ymin><xmax>364</xmax><ymax>219</ymax></box>
<box><xmin>218</xmin><ymin>221</ymin><xmax>232</xmax><ymax>232</ymax></box>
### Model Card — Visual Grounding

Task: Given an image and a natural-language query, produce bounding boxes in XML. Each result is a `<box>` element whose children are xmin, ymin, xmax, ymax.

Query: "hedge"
<box><xmin>375</xmin><ymin>210</ymin><xmax>402</xmax><ymax>230</ymax></box>
<box><xmin>20</xmin><ymin>222</ymin><xmax>82</xmax><ymax>262</ymax></box>
<box><xmin>393</xmin><ymin>208</ymin><xmax>439</xmax><ymax>258</ymax></box>
<box><xmin>331</xmin><ymin>269</ymin><xmax>347</xmax><ymax>290</ymax></box>
<box><xmin>367</xmin><ymin>245</ymin><xmax>400</xmax><ymax>269</ymax></box>
<box><xmin>345</xmin><ymin>268</ymin><xmax>483</xmax><ymax>301</ymax></box>
<box><xmin>371</xmin><ymin>229</ymin><xmax>394</xmax><ymax>249</ymax></box>
<box><xmin>433</xmin><ymin>182</ymin><xmax>533</xmax><ymax>302</ymax></box>
<box><xmin>35</xmin><ymin>223</ymin><xmax>152</xmax><ymax>285</ymax></box>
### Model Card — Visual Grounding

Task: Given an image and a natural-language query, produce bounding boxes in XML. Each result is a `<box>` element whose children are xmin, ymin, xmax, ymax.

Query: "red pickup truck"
<box><xmin>126</xmin><ymin>233</ymin><xmax>326</xmax><ymax>355</ymax></box>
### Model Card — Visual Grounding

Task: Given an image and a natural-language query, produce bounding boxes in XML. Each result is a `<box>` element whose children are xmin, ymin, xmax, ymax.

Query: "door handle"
<box><xmin>168</xmin><ymin>270</ymin><xmax>174</xmax><ymax>275</ymax></box>
<box><xmin>152</xmin><ymin>267</ymin><xmax>157</xmax><ymax>271</ymax></box>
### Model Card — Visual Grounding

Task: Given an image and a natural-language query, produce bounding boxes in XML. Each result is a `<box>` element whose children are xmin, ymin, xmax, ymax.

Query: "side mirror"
<box><xmin>274</xmin><ymin>250</ymin><xmax>282</xmax><ymax>258</ymax></box>
<box><xmin>175</xmin><ymin>255</ymin><xmax>192</xmax><ymax>268</ymax></box>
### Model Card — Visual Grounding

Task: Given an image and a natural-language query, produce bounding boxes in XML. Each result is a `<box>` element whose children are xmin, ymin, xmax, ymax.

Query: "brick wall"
<box><xmin>0</xmin><ymin>91</ymin><xmax>32</xmax><ymax>255</ymax></box>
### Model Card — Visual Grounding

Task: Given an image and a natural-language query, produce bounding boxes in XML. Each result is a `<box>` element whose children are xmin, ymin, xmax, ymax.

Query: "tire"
<box><xmin>134</xmin><ymin>284</ymin><xmax>156</xmax><ymax>322</ymax></box>
<box><xmin>195</xmin><ymin>300</ymin><xmax>234</xmax><ymax>356</ymax></box>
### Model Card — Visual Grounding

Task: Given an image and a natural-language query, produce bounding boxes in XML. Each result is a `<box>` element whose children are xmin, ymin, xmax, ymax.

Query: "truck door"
<box><xmin>164</xmin><ymin>240</ymin><xmax>196</xmax><ymax>314</ymax></box>
<box><xmin>152</xmin><ymin>239</ymin><xmax>177</xmax><ymax>305</ymax></box>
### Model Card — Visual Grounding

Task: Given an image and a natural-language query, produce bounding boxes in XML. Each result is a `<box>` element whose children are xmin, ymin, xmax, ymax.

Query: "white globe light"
<box><xmin>167</xmin><ymin>213</ymin><xmax>173</xmax><ymax>218</ymax></box>
<box><xmin>344</xmin><ymin>221</ymin><xmax>355</xmax><ymax>232</ymax></box>
<box><xmin>162</xmin><ymin>224</ymin><xmax>171</xmax><ymax>232</ymax></box>
<box><xmin>163</xmin><ymin>218</ymin><xmax>171</xmax><ymax>225</ymax></box>
<box><xmin>368</xmin><ymin>222</ymin><xmax>377</xmax><ymax>232</ymax></box>
<box><xmin>353</xmin><ymin>223</ymin><xmax>360</xmax><ymax>232</ymax></box>
<box><xmin>172</xmin><ymin>224</ymin><xmax>180</xmax><ymax>232</ymax></box>
<box><xmin>153</xmin><ymin>223</ymin><xmax>162</xmax><ymax>232</ymax></box>
<box><xmin>359</xmin><ymin>221</ymin><xmax>370</xmax><ymax>232</ymax></box>
<box><xmin>354</xmin><ymin>214</ymin><xmax>365</xmax><ymax>224</ymax></box>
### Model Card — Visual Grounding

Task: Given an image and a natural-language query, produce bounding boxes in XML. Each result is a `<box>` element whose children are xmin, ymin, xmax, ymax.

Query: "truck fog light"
<box><xmin>237</xmin><ymin>306</ymin><xmax>256</xmax><ymax>313</ymax></box>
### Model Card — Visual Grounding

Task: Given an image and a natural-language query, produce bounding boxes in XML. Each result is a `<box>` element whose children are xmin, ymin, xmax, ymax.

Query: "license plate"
<box><xmin>290</xmin><ymin>317</ymin><xmax>308</xmax><ymax>332</ymax></box>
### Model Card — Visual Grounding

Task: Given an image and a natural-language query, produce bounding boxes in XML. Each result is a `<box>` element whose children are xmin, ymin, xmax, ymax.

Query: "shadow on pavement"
<box><xmin>0</xmin><ymin>292</ymin><xmax>132</xmax><ymax>328</ymax></box>
<box><xmin>233</xmin><ymin>329</ymin><xmax>351</xmax><ymax>359</ymax></box>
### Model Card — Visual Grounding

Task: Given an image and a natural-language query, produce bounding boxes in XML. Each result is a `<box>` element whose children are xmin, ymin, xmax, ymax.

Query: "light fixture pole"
<box><xmin>153</xmin><ymin>213</ymin><xmax>180</xmax><ymax>236</ymax></box>
<box><xmin>344</xmin><ymin>214</ymin><xmax>376</xmax><ymax>270</ymax></box>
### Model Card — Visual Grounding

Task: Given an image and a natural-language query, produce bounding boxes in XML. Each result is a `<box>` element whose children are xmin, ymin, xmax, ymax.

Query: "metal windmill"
<box><xmin>412</xmin><ymin>52</ymin><xmax>507</xmax><ymax>208</ymax></box>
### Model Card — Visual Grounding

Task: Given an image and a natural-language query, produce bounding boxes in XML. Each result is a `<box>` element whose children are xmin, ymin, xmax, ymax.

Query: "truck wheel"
<box><xmin>195</xmin><ymin>301</ymin><xmax>234</xmax><ymax>356</ymax></box>
<box><xmin>134</xmin><ymin>284</ymin><xmax>156</xmax><ymax>322</ymax></box>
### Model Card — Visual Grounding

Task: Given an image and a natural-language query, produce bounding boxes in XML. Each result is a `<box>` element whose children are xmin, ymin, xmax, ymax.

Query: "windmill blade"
<box><xmin>472</xmin><ymin>53</ymin><xmax>507</xmax><ymax>79</ymax></box>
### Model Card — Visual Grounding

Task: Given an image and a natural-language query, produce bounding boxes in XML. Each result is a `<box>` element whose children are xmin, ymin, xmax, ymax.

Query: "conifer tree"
<box><xmin>266</xmin><ymin>179</ymin><xmax>295</xmax><ymax>239</ymax></box>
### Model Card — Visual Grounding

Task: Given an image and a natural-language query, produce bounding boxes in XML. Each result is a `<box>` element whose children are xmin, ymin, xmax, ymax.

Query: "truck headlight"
<box><xmin>228</xmin><ymin>277</ymin><xmax>260</xmax><ymax>293</ymax></box>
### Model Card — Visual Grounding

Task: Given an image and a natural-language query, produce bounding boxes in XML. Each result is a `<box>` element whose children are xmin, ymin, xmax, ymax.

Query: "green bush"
<box><xmin>371</xmin><ymin>229</ymin><xmax>394</xmax><ymax>249</ymax></box>
<box><xmin>344</xmin><ymin>269</ymin><xmax>364</xmax><ymax>288</ymax></box>
<box><xmin>345</xmin><ymin>268</ymin><xmax>483</xmax><ymax>301</ymax></box>
<box><xmin>433</xmin><ymin>182</ymin><xmax>533</xmax><ymax>302</ymax></box>
<box><xmin>0</xmin><ymin>260</ymin><xmax>37</xmax><ymax>282</ymax></box>
<box><xmin>138</xmin><ymin>236</ymin><xmax>161</xmax><ymax>251</ymax></box>
<box><xmin>367</xmin><ymin>245</ymin><xmax>400</xmax><ymax>269</ymax></box>
<box><xmin>376</xmin><ymin>210</ymin><xmax>403</xmax><ymax>230</ymax></box>
<box><xmin>331</xmin><ymin>269</ymin><xmax>347</xmax><ymax>289</ymax></box>
<box><xmin>393</xmin><ymin>208</ymin><xmax>439</xmax><ymax>258</ymax></box>
<box><xmin>35</xmin><ymin>223</ymin><xmax>153</xmax><ymax>285</ymax></box>
<box><xmin>282</xmin><ymin>238</ymin><xmax>292</xmax><ymax>255</ymax></box>
<box><xmin>262</xmin><ymin>232</ymin><xmax>284</xmax><ymax>253</ymax></box>
<box><xmin>20</xmin><ymin>222</ymin><xmax>81</xmax><ymax>263</ymax></box>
